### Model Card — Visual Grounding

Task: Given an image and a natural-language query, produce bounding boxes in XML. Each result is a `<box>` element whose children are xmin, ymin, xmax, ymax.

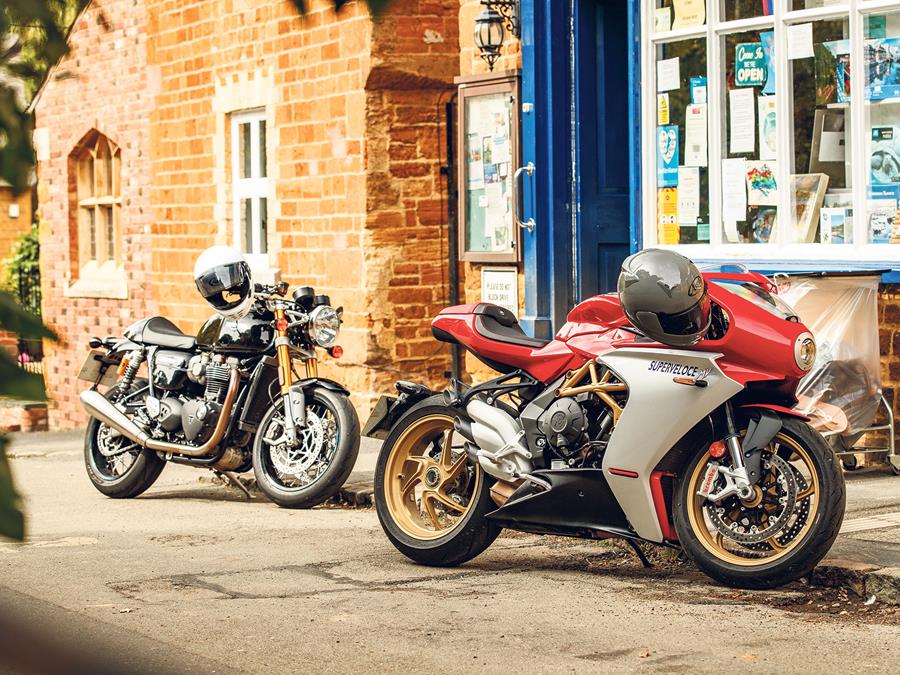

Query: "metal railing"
<box><xmin>14</xmin><ymin>266</ymin><xmax>43</xmax><ymax>376</ymax></box>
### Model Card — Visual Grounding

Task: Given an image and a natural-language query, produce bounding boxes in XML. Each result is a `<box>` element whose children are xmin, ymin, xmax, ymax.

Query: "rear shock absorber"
<box><xmin>118</xmin><ymin>348</ymin><xmax>145</xmax><ymax>394</ymax></box>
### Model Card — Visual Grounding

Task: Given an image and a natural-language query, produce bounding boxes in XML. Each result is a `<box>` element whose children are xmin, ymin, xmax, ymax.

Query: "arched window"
<box><xmin>72</xmin><ymin>132</ymin><xmax>121</xmax><ymax>269</ymax></box>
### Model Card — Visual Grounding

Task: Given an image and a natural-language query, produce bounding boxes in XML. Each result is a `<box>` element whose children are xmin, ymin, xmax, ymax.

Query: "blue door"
<box><xmin>520</xmin><ymin>0</ymin><xmax>640</xmax><ymax>333</ymax></box>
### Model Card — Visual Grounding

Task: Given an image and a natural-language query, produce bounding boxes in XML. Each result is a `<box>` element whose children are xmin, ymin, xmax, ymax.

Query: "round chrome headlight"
<box><xmin>794</xmin><ymin>332</ymin><xmax>817</xmax><ymax>372</ymax></box>
<box><xmin>307</xmin><ymin>305</ymin><xmax>340</xmax><ymax>348</ymax></box>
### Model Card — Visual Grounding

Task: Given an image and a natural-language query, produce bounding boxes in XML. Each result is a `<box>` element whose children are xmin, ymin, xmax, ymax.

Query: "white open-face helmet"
<box><xmin>193</xmin><ymin>246</ymin><xmax>253</xmax><ymax>319</ymax></box>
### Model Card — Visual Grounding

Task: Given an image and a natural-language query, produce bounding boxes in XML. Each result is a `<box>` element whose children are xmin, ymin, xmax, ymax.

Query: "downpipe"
<box><xmin>79</xmin><ymin>368</ymin><xmax>240</xmax><ymax>458</ymax></box>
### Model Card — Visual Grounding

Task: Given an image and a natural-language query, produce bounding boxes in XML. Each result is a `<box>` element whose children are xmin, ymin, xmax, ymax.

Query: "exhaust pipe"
<box><xmin>80</xmin><ymin>368</ymin><xmax>240</xmax><ymax>458</ymax></box>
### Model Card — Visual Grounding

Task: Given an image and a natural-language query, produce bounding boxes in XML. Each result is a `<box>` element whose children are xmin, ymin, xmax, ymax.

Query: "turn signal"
<box><xmin>708</xmin><ymin>441</ymin><xmax>727</xmax><ymax>459</ymax></box>
<box><xmin>330</xmin><ymin>345</ymin><xmax>343</xmax><ymax>359</ymax></box>
<box><xmin>275</xmin><ymin>317</ymin><xmax>289</xmax><ymax>332</ymax></box>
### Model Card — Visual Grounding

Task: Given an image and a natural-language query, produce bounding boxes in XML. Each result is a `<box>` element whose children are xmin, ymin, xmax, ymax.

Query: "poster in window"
<box><xmin>758</xmin><ymin>97</ymin><xmax>777</xmax><ymax>161</ymax></box>
<box><xmin>656</xmin><ymin>125</ymin><xmax>679</xmax><ymax>187</ymax></box>
<box><xmin>760</xmin><ymin>31</ymin><xmax>776</xmax><ymax>95</ymax></box>
<box><xmin>746</xmin><ymin>161</ymin><xmax>778</xmax><ymax>206</ymax></box>
<box><xmin>657</xmin><ymin>187</ymin><xmax>679</xmax><ymax>244</ymax></box>
<box><xmin>814</xmin><ymin>40</ymin><xmax>850</xmax><ymax>106</ymax></box>
<box><xmin>791</xmin><ymin>174</ymin><xmax>829</xmax><ymax>244</ymax></box>
<box><xmin>871</xmin><ymin>126</ymin><xmax>900</xmax><ymax>184</ymax></box>
<box><xmin>865</xmin><ymin>39</ymin><xmax>900</xmax><ymax>100</ymax></box>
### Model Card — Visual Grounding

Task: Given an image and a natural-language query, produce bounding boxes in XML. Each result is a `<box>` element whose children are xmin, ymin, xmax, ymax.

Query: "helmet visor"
<box><xmin>195</xmin><ymin>263</ymin><xmax>251</xmax><ymax>311</ymax></box>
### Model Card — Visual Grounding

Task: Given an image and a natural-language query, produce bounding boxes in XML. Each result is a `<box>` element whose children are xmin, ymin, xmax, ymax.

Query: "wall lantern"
<box><xmin>474</xmin><ymin>1</ymin><xmax>521</xmax><ymax>71</ymax></box>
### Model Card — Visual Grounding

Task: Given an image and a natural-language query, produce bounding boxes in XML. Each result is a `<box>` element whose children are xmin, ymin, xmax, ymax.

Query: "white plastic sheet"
<box><xmin>775</xmin><ymin>274</ymin><xmax>881</xmax><ymax>448</ymax></box>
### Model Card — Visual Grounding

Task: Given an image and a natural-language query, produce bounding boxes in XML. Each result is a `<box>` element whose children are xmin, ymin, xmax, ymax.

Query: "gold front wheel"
<box><xmin>381</xmin><ymin>413</ymin><xmax>481</xmax><ymax>541</ymax></box>
<box><xmin>674</xmin><ymin>417</ymin><xmax>845</xmax><ymax>589</ymax></box>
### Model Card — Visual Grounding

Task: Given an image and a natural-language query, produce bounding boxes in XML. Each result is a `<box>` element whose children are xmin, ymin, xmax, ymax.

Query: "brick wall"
<box><xmin>34</xmin><ymin>0</ymin><xmax>155</xmax><ymax>429</ymax></box>
<box><xmin>0</xmin><ymin>187</ymin><xmax>33</xmax><ymax>262</ymax></box>
<box><xmin>877</xmin><ymin>286</ymin><xmax>900</xmax><ymax>446</ymax></box>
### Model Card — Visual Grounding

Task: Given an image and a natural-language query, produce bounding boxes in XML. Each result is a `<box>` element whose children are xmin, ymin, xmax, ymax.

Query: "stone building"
<box><xmin>35</xmin><ymin>0</ymin><xmax>468</xmax><ymax>429</ymax></box>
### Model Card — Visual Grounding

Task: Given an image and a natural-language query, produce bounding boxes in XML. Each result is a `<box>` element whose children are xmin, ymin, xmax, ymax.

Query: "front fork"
<box><xmin>700</xmin><ymin>401</ymin><xmax>756</xmax><ymax>503</ymax></box>
<box><xmin>274</xmin><ymin>308</ymin><xmax>318</xmax><ymax>446</ymax></box>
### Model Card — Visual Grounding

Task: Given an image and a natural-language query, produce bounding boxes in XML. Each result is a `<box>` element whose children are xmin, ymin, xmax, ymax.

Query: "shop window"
<box><xmin>73</xmin><ymin>133</ymin><xmax>121</xmax><ymax>270</ymax></box>
<box><xmin>231</xmin><ymin>109</ymin><xmax>269</xmax><ymax>262</ymax></box>
<box><xmin>643</xmin><ymin>1</ymin><xmax>900</xmax><ymax>264</ymax></box>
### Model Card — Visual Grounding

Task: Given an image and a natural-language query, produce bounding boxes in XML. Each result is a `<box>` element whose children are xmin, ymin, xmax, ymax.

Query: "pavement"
<box><xmin>2</xmin><ymin>431</ymin><xmax>900</xmax><ymax>673</ymax></box>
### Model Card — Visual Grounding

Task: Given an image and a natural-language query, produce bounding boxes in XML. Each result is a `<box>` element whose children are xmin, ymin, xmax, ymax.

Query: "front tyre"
<box><xmin>84</xmin><ymin>381</ymin><xmax>165</xmax><ymax>499</ymax></box>
<box><xmin>673</xmin><ymin>417</ymin><xmax>845</xmax><ymax>589</ymax></box>
<box><xmin>253</xmin><ymin>386</ymin><xmax>359</xmax><ymax>508</ymax></box>
<box><xmin>374</xmin><ymin>397</ymin><xmax>501</xmax><ymax>567</ymax></box>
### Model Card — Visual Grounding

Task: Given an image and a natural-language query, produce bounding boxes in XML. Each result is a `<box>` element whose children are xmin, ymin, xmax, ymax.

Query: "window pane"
<box><xmin>789</xmin><ymin>17</ymin><xmax>850</xmax><ymax>244</ymax></box>
<box><xmin>86</xmin><ymin>208</ymin><xmax>96</xmax><ymax>260</ymax></box>
<box><xmin>87</xmin><ymin>157</ymin><xmax>95</xmax><ymax>198</ymax></box>
<box><xmin>864</xmin><ymin>12</ymin><xmax>900</xmax><ymax>244</ymax></box>
<box><xmin>258</xmin><ymin>121</ymin><xmax>267</xmax><ymax>178</ymax></box>
<box><xmin>792</xmin><ymin>0</ymin><xmax>843</xmax><ymax>11</ymax></box>
<box><xmin>722</xmin><ymin>0</ymin><xmax>771</xmax><ymax>22</ymax></box>
<box><xmin>102</xmin><ymin>207</ymin><xmax>114</xmax><ymax>261</ymax></box>
<box><xmin>721</xmin><ymin>30</ymin><xmax>777</xmax><ymax>244</ymax></box>
<box><xmin>240</xmin><ymin>122</ymin><xmax>252</xmax><ymax>179</ymax></box>
<box><xmin>240</xmin><ymin>198</ymin><xmax>253</xmax><ymax>252</ymax></box>
<box><xmin>259</xmin><ymin>197</ymin><xmax>268</xmax><ymax>254</ymax></box>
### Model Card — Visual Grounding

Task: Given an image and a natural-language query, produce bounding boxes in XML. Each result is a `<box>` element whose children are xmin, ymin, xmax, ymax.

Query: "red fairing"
<box><xmin>431</xmin><ymin>270</ymin><xmax>811</xmax><ymax>393</ymax></box>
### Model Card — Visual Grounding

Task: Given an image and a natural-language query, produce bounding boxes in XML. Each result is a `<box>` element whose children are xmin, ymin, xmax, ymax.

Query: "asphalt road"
<box><xmin>3</xmin><ymin>434</ymin><xmax>900</xmax><ymax>674</ymax></box>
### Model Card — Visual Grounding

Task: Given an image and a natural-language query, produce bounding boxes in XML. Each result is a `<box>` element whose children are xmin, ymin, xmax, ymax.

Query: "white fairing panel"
<box><xmin>600</xmin><ymin>348</ymin><xmax>743</xmax><ymax>542</ymax></box>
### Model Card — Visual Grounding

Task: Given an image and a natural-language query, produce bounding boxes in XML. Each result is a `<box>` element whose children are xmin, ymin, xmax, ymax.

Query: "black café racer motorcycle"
<box><xmin>78</xmin><ymin>282</ymin><xmax>359</xmax><ymax>508</ymax></box>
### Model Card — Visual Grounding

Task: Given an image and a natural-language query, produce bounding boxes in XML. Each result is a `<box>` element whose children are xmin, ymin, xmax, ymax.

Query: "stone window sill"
<box><xmin>65</xmin><ymin>261</ymin><xmax>128</xmax><ymax>300</ymax></box>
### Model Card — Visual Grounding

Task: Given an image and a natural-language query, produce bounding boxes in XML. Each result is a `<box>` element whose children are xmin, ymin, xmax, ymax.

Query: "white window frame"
<box><xmin>231</xmin><ymin>108</ymin><xmax>269</xmax><ymax>268</ymax></box>
<box><xmin>641</xmin><ymin>0</ymin><xmax>900</xmax><ymax>266</ymax></box>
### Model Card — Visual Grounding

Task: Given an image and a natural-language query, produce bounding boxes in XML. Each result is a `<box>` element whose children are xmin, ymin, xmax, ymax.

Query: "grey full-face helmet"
<box><xmin>617</xmin><ymin>249</ymin><xmax>711</xmax><ymax>347</ymax></box>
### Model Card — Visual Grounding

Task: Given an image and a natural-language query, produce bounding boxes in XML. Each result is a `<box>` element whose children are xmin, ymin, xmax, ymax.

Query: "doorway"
<box><xmin>573</xmin><ymin>0</ymin><xmax>633</xmax><ymax>299</ymax></box>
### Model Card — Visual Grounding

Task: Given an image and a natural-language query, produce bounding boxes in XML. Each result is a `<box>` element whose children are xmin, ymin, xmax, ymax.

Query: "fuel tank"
<box><xmin>195</xmin><ymin>314</ymin><xmax>275</xmax><ymax>354</ymax></box>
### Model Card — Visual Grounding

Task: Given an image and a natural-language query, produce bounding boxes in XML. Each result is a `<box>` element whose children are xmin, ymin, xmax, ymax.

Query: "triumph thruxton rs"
<box><xmin>367</xmin><ymin>252</ymin><xmax>845</xmax><ymax>589</ymax></box>
<box><xmin>78</xmin><ymin>247</ymin><xmax>359</xmax><ymax>508</ymax></box>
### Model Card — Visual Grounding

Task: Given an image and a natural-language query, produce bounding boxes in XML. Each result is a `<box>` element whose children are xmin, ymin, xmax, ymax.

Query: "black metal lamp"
<box><xmin>474</xmin><ymin>1</ymin><xmax>520</xmax><ymax>71</ymax></box>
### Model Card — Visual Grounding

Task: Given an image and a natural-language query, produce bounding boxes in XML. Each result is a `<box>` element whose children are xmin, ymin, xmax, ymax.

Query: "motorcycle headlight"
<box><xmin>307</xmin><ymin>305</ymin><xmax>340</xmax><ymax>348</ymax></box>
<box><xmin>794</xmin><ymin>331</ymin><xmax>816</xmax><ymax>372</ymax></box>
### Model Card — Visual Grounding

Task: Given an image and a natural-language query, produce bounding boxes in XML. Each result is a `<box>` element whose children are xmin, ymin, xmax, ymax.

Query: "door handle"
<box><xmin>513</xmin><ymin>162</ymin><xmax>536</xmax><ymax>233</ymax></box>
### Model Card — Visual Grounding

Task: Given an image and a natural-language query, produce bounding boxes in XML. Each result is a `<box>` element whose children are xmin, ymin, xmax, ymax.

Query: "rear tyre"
<box><xmin>84</xmin><ymin>380</ymin><xmax>165</xmax><ymax>498</ymax></box>
<box><xmin>253</xmin><ymin>387</ymin><xmax>359</xmax><ymax>509</ymax></box>
<box><xmin>374</xmin><ymin>396</ymin><xmax>501</xmax><ymax>567</ymax></box>
<box><xmin>673</xmin><ymin>417</ymin><xmax>845</xmax><ymax>589</ymax></box>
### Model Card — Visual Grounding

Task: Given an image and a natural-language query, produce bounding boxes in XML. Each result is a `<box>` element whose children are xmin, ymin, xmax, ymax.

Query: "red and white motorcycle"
<box><xmin>366</xmin><ymin>259</ymin><xmax>845</xmax><ymax>589</ymax></box>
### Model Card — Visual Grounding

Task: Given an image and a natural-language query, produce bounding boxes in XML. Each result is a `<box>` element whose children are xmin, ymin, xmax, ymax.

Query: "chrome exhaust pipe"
<box><xmin>80</xmin><ymin>368</ymin><xmax>241</xmax><ymax>458</ymax></box>
<box><xmin>80</xmin><ymin>389</ymin><xmax>152</xmax><ymax>446</ymax></box>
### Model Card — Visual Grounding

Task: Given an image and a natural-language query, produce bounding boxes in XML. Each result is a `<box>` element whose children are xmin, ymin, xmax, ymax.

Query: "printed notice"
<box><xmin>672</xmin><ymin>0</ymin><xmax>705</xmax><ymax>30</ymax></box>
<box><xmin>787</xmin><ymin>23</ymin><xmax>814</xmax><ymax>60</ymax></box>
<box><xmin>657</xmin><ymin>57</ymin><xmax>681</xmax><ymax>92</ymax></box>
<box><xmin>658</xmin><ymin>93</ymin><xmax>670</xmax><ymax>125</ymax></box>
<box><xmin>684</xmin><ymin>104</ymin><xmax>708</xmax><ymax>167</ymax></box>
<box><xmin>729</xmin><ymin>88</ymin><xmax>756</xmax><ymax>154</ymax></box>
<box><xmin>722</xmin><ymin>157</ymin><xmax>748</xmax><ymax>227</ymax></box>
<box><xmin>677</xmin><ymin>167</ymin><xmax>700</xmax><ymax>223</ymax></box>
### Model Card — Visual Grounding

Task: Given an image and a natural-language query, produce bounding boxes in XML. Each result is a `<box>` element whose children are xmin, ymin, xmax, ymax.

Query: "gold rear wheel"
<box><xmin>382</xmin><ymin>413</ymin><xmax>481</xmax><ymax>541</ymax></box>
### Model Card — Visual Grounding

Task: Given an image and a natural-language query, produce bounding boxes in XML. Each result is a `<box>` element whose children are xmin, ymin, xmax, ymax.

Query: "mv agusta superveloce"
<box><xmin>78</xmin><ymin>247</ymin><xmax>359</xmax><ymax>508</ymax></box>
<box><xmin>368</xmin><ymin>250</ymin><xmax>845</xmax><ymax>589</ymax></box>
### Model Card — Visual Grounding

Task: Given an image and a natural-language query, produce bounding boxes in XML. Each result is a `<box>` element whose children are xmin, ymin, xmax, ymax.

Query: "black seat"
<box><xmin>472</xmin><ymin>303</ymin><xmax>551</xmax><ymax>349</ymax></box>
<box><xmin>125</xmin><ymin>316</ymin><xmax>196</xmax><ymax>350</ymax></box>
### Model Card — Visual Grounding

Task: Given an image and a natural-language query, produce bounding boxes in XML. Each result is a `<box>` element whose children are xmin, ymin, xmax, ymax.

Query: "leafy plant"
<box><xmin>4</xmin><ymin>221</ymin><xmax>40</xmax><ymax>298</ymax></box>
